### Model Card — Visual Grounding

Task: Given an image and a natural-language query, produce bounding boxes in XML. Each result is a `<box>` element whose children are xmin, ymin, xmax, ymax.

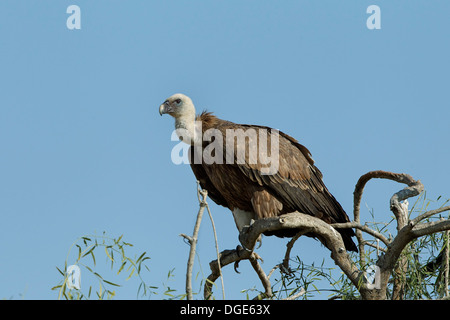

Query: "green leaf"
<box><xmin>117</xmin><ymin>261</ymin><xmax>127</xmax><ymax>275</ymax></box>
<box><xmin>82</xmin><ymin>237</ymin><xmax>91</xmax><ymax>246</ymax></box>
<box><xmin>103</xmin><ymin>280</ymin><xmax>121</xmax><ymax>287</ymax></box>
<box><xmin>90</xmin><ymin>250</ymin><xmax>96</xmax><ymax>266</ymax></box>
<box><xmin>126</xmin><ymin>268</ymin><xmax>135</xmax><ymax>281</ymax></box>
<box><xmin>76</xmin><ymin>245</ymin><xmax>82</xmax><ymax>262</ymax></box>
<box><xmin>105</xmin><ymin>247</ymin><xmax>114</xmax><ymax>262</ymax></box>
<box><xmin>107</xmin><ymin>290</ymin><xmax>116</xmax><ymax>299</ymax></box>
<box><xmin>93</xmin><ymin>272</ymin><xmax>103</xmax><ymax>280</ymax></box>
<box><xmin>136</xmin><ymin>252</ymin><xmax>146</xmax><ymax>264</ymax></box>
<box><xmin>56</xmin><ymin>266</ymin><xmax>65</xmax><ymax>276</ymax></box>
<box><xmin>82</xmin><ymin>246</ymin><xmax>95</xmax><ymax>258</ymax></box>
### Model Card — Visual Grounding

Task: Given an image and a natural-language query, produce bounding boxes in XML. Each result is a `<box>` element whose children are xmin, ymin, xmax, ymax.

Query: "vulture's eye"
<box><xmin>175</xmin><ymin>99</ymin><xmax>182</xmax><ymax>104</ymax></box>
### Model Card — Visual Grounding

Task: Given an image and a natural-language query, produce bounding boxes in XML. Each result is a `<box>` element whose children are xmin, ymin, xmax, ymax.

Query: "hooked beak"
<box><xmin>159</xmin><ymin>101</ymin><xmax>170</xmax><ymax>116</ymax></box>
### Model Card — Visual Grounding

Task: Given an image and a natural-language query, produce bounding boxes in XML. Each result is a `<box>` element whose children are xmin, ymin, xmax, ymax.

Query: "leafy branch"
<box><xmin>52</xmin><ymin>232</ymin><xmax>156</xmax><ymax>300</ymax></box>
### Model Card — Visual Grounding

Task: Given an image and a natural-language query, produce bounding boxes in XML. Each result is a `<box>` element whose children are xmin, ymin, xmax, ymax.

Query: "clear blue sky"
<box><xmin>1</xmin><ymin>1</ymin><xmax>449</xmax><ymax>299</ymax></box>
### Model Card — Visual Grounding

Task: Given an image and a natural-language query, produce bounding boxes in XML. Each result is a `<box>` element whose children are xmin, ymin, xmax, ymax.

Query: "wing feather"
<box><xmin>189</xmin><ymin>146</ymin><xmax>229</xmax><ymax>208</ymax></box>
<box><xmin>228</xmin><ymin>125</ymin><xmax>350</xmax><ymax>225</ymax></box>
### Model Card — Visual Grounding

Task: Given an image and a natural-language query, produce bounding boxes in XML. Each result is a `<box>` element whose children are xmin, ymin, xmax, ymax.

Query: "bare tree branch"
<box><xmin>203</xmin><ymin>191</ymin><xmax>226</xmax><ymax>299</ymax></box>
<box><xmin>204</xmin><ymin>248</ymin><xmax>253</xmax><ymax>299</ymax></box>
<box><xmin>198</xmin><ymin>170</ymin><xmax>450</xmax><ymax>300</ymax></box>
<box><xmin>282</xmin><ymin>230</ymin><xmax>310</xmax><ymax>272</ymax></box>
<box><xmin>332</xmin><ymin>222</ymin><xmax>390</xmax><ymax>247</ymax></box>
<box><xmin>205</xmin><ymin>211</ymin><xmax>362</xmax><ymax>298</ymax></box>
<box><xmin>352</xmin><ymin>170</ymin><xmax>424</xmax><ymax>263</ymax></box>
<box><xmin>445</xmin><ymin>229</ymin><xmax>449</xmax><ymax>298</ymax></box>
<box><xmin>182</xmin><ymin>187</ymin><xmax>207</xmax><ymax>300</ymax></box>
<box><xmin>410</xmin><ymin>219</ymin><xmax>450</xmax><ymax>238</ymax></box>
<box><xmin>249</xmin><ymin>254</ymin><xmax>272</xmax><ymax>299</ymax></box>
<box><xmin>410</xmin><ymin>206</ymin><xmax>450</xmax><ymax>227</ymax></box>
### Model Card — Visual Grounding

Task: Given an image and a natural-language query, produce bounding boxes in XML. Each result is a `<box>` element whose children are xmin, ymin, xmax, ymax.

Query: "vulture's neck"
<box><xmin>174</xmin><ymin>111</ymin><xmax>220</xmax><ymax>146</ymax></box>
<box><xmin>174</xmin><ymin>111</ymin><xmax>197</xmax><ymax>145</ymax></box>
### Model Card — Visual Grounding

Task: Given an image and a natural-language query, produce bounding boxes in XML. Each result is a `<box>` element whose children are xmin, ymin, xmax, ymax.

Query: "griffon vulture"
<box><xmin>159</xmin><ymin>93</ymin><xmax>357</xmax><ymax>252</ymax></box>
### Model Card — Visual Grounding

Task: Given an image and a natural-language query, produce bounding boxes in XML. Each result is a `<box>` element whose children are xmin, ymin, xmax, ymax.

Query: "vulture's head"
<box><xmin>159</xmin><ymin>93</ymin><xmax>195</xmax><ymax>119</ymax></box>
<box><xmin>159</xmin><ymin>93</ymin><xmax>199</xmax><ymax>145</ymax></box>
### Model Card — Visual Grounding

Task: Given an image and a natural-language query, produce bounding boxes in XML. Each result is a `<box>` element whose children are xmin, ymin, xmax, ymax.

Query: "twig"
<box><xmin>283</xmin><ymin>287</ymin><xmax>306</xmax><ymax>300</ymax></box>
<box><xmin>444</xmin><ymin>229</ymin><xmax>449</xmax><ymax>298</ymax></box>
<box><xmin>183</xmin><ymin>184</ymin><xmax>207</xmax><ymax>300</ymax></box>
<box><xmin>363</xmin><ymin>240</ymin><xmax>387</xmax><ymax>253</ymax></box>
<box><xmin>282</xmin><ymin>230</ymin><xmax>309</xmax><ymax>272</ymax></box>
<box><xmin>332</xmin><ymin>222</ymin><xmax>390</xmax><ymax>247</ymax></box>
<box><xmin>410</xmin><ymin>206</ymin><xmax>450</xmax><ymax>227</ymax></box>
<box><xmin>205</xmin><ymin>247</ymin><xmax>251</xmax><ymax>299</ymax></box>
<box><xmin>410</xmin><ymin>219</ymin><xmax>450</xmax><ymax>238</ymax></box>
<box><xmin>249</xmin><ymin>253</ymin><xmax>272</xmax><ymax>299</ymax></box>
<box><xmin>267</xmin><ymin>264</ymin><xmax>280</xmax><ymax>279</ymax></box>
<box><xmin>204</xmin><ymin>193</ymin><xmax>226</xmax><ymax>299</ymax></box>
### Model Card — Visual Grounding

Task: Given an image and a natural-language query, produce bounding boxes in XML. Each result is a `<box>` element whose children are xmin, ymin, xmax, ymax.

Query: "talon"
<box><xmin>255</xmin><ymin>235</ymin><xmax>263</xmax><ymax>249</ymax></box>
<box><xmin>234</xmin><ymin>261</ymin><xmax>241</xmax><ymax>273</ymax></box>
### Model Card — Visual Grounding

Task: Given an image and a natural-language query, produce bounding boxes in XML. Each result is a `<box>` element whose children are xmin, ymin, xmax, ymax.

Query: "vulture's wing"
<box><xmin>231</xmin><ymin>125</ymin><xmax>352</xmax><ymax>226</ymax></box>
<box><xmin>189</xmin><ymin>145</ymin><xmax>229</xmax><ymax>208</ymax></box>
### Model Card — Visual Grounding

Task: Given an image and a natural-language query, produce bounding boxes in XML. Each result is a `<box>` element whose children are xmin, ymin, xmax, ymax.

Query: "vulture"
<box><xmin>159</xmin><ymin>93</ymin><xmax>357</xmax><ymax>252</ymax></box>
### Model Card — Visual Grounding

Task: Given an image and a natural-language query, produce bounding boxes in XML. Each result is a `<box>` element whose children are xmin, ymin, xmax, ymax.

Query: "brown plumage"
<box><xmin>160</xmin><ymin>94</ymin><xmax>357</xmax><ymax>252</ymax></box>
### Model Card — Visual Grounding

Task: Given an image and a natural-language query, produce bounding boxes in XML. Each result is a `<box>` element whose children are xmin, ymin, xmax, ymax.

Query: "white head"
<box><xmin>159</xmin><ymin>93</ymin><xmax>196</xmax><ymax>119</ymax></box>
<box><xmin>159</xmin><ymin>93</ymin><xmax>199</xmax><ymax>145</ymax></box>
